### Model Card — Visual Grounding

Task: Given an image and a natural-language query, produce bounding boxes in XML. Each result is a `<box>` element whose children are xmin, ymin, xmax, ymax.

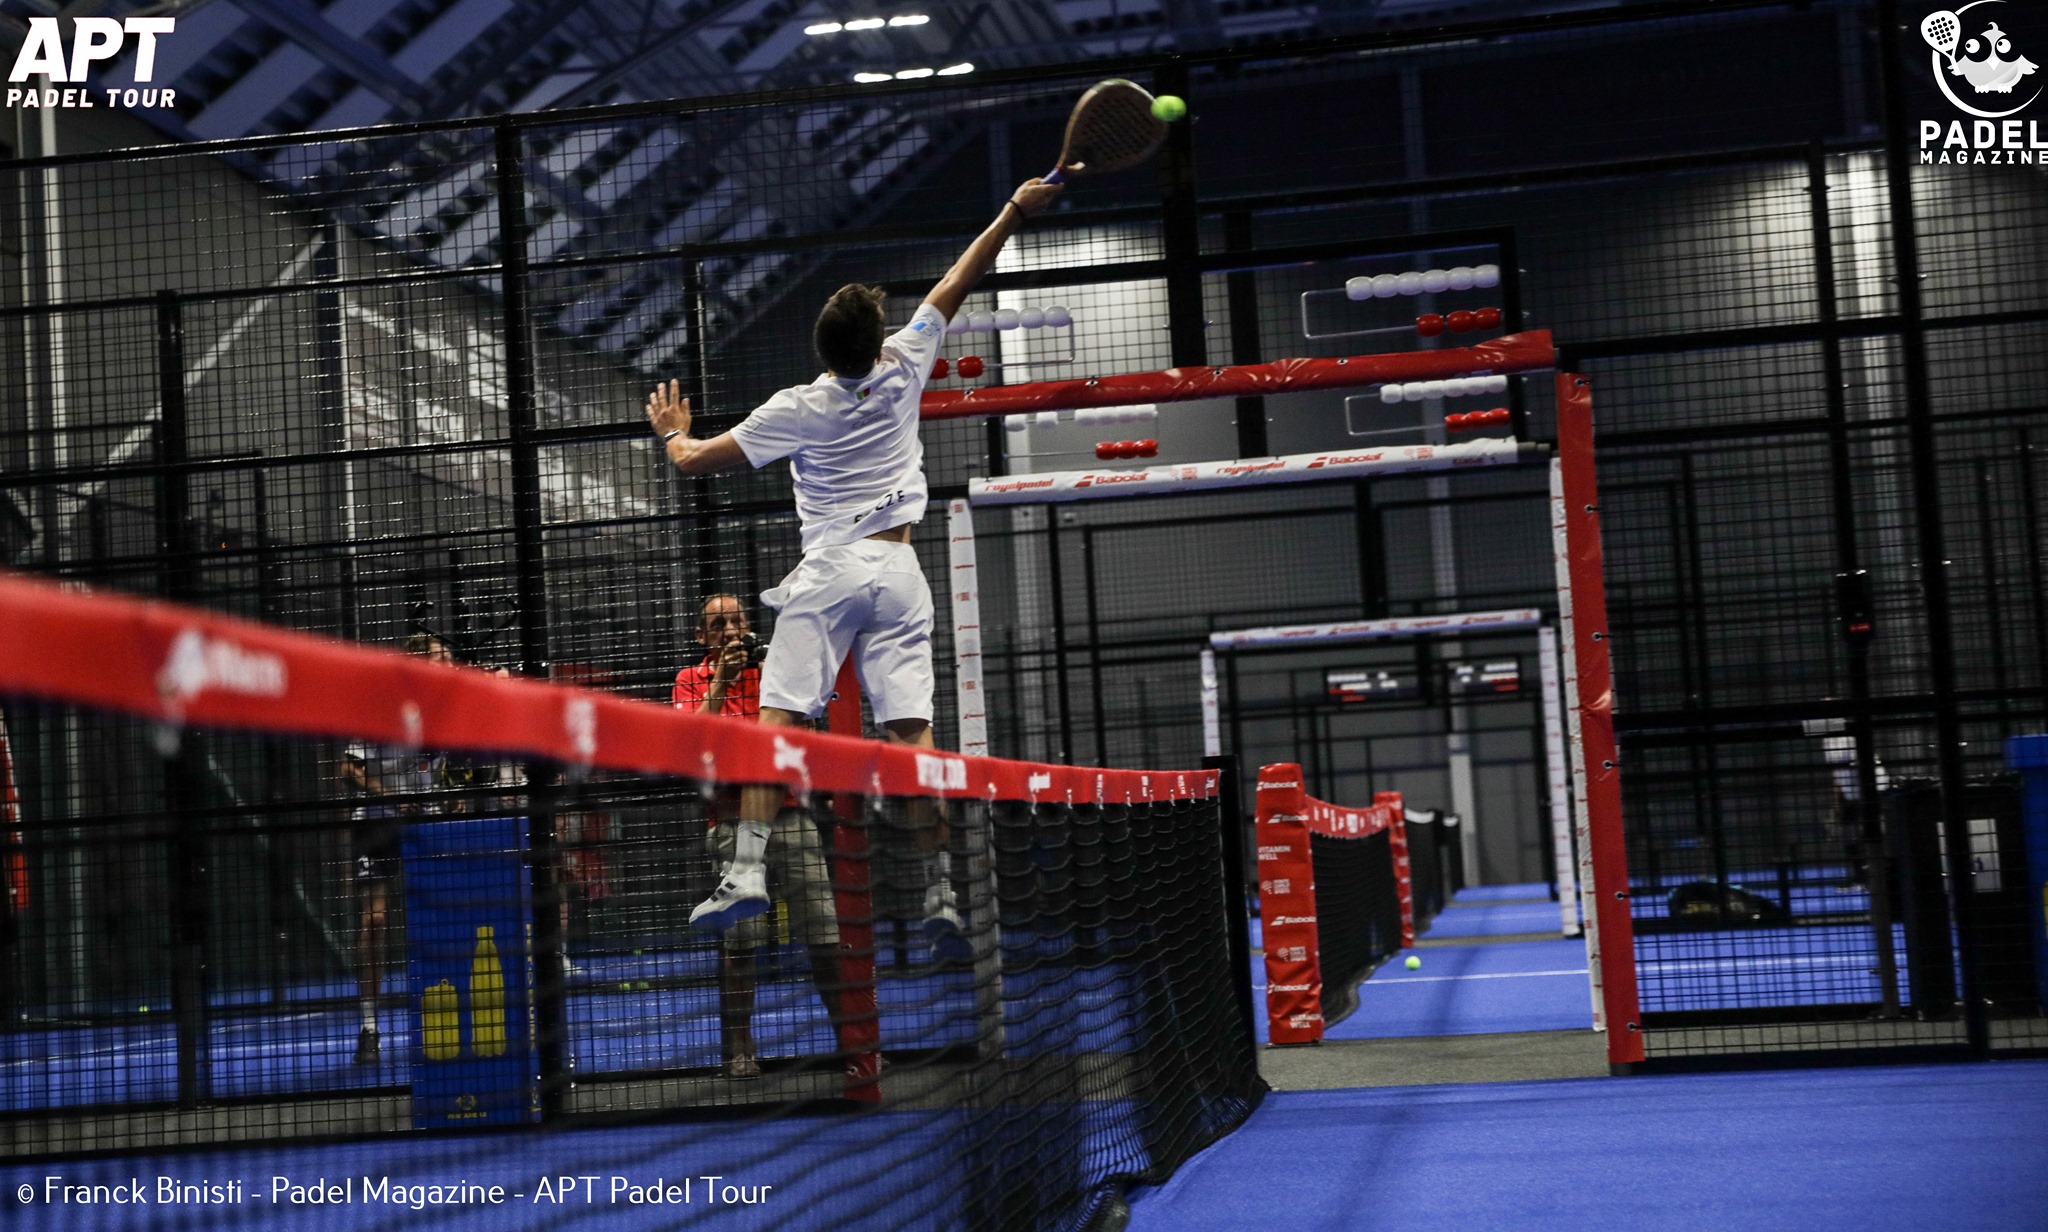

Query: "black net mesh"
<box><xmin>1308</xmin><ymin>828</ymin><xmax>1402</xmax><ymax>1026</ymax></box>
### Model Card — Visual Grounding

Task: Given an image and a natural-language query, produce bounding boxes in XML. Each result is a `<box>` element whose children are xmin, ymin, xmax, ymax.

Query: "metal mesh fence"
<box><xmin>3</xmin><ymin>0</ymin><xmax>2045</xmax><ymax>1116</ymax></box>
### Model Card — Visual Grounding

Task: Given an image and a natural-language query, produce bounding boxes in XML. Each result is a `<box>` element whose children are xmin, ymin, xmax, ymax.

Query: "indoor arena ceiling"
<box><xmin>0</xmin><ymin>0</ymin><xmax>1657</xmax><ymax>375</ymax></box>
<box><xmin>3</xmin><ymin>0</ymin><xmax>1645</xmax><ymax>142</ymax></box>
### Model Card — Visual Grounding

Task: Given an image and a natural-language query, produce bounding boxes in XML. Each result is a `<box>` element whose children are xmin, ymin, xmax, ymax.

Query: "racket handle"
<box><xmin>1044</xmin><ymin>166</ymin><xmax>1067</xmax><ymax>186</ymax></box>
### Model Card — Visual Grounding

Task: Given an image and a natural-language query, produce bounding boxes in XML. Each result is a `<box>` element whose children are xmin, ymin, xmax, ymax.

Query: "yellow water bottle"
<box><xmin>470</xmin><ymin>925</ymin><xmax>505</xmax><ymax>1058</ymax></box>
<box><xmin>422</xmin><ymin>979</ymin><xmax>460</xmax><ymax>1061</ymax></box>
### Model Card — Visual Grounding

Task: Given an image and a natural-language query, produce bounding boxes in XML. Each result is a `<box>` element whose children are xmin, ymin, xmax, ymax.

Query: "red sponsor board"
<box><xmin>1256</xmin><ymin>764</ymin><xmax>1322</xmax><ymax>1044</ymax></box>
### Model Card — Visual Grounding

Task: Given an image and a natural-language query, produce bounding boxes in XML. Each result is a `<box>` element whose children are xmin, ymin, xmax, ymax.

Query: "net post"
<box><xmin>493</xmin><ymin>120</ymin><xmax>547</xmax><ymax>681</ymax></box>
<box><xmin>1537</xmin><ymin>625</ymin><xmax>1582</xmax><ymax>937</ymax></box>
<box><xmin>527</xmin><ymin>759</ymin><xmax>567</xmax><ymax>1120</ymax></box>
<box><xmin>825</xmin><ymin>656</ymin><xmax>883</xmax><ymax>1100</ymax></box>
<box><xmin>1552</xmin><ymin>458</ymin><xmax>1603</xmax><ymax>1029</ymax></box>
<box><xmin>1555</xmin><ymin>371</ymin><xmax>1644</xmax><ymax>1068</ymax></box>
<box><xmin>155</xmin><ymin>287</ymin><xmax>212</xmax><ymax>1109</ymax></box>
<box><xmin>1205</xmin><ymin>754</ymin><xmax>1259</xmax><ymax>1051</ymax></box>
<box><xmin>948</xmin><ymin>500</ymin><xmax>988</xmax><ymax>758</ymax></box>
<box><xmin>1376</xmin><ymin>791</ymin><xmax>1415</xmax><ymax>948</ymax></box>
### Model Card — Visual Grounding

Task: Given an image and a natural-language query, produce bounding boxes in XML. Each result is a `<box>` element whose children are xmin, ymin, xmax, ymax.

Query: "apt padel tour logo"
<box><xmin>1917</xmin><ymin>2</ymin><xmax>2044</xmax><ymax>164</ymax></box>
<box><xmin>6</xmin><ymin>17</ymin><xmax>179</xmax><ymax>111</ymax></box>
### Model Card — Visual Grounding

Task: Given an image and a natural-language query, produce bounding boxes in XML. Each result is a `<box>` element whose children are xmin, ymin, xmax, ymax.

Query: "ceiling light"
<box><xmin>845</xmin><ymin>17</ymin><xmax>886</xmax><ymax>30</ymax></box>
<box><xmin>935</xmin><ymin>62</ymin><xmax>974</xmax><ymax>75</ymax></box>
<box><xmin>894</xmin><ymin>67</ymin><xmax>934</xmax><ymax>79</ymax></box>
<box><xmin>853</xmin><ymin>71</ymin><xmax>893</xmax><ymax>83</ymax></box>
<box><xmin>888</xmin><ymin>14</ymin><xmax>930</xmax><ymax>26</ymax></box>
<box><xmin>804</xmin><ymin>21</ymin><xmax>842</xmax><ymax>35</ymax></box>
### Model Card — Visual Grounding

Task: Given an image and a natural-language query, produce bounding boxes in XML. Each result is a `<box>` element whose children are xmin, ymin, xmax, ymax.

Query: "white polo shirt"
<box><xmin>731</xmin><ymin>302</ymin><xmax>947</xmax><ymax>553</ymax></box>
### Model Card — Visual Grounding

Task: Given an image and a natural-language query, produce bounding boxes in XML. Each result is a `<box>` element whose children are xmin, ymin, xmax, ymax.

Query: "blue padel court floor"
<box><xmin>1127</xmin><ymin>1062</ymin><xmax>2048</xmax><ymax>1232</ymax></box>
<box><xmin>1254</xmin><ymin>883</ymin><xmax>1594</xmax><ymax>1043</ymax></box>
<box><xmin>1254</xmin><ymin>882</ymin><xmax>1941</xmax><ymax>1043</ymax></box>
<box><xmin>4</xmin><ymin>935</ymin><xmax>1156</xmax><ymax>1113</ymax></box>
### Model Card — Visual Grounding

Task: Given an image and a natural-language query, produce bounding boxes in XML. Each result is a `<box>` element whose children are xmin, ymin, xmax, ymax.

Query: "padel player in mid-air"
<box><xmin>647</xmin><ymin>175</ymin><xmax>1064</xmax><ymax>951</ymax></box>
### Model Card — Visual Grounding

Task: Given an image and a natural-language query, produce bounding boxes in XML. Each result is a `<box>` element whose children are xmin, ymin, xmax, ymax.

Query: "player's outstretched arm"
<box><xmin>922</xmin><ymin>178</ymin><xmax>1064</xmax><ymax>323</ymax></box>
<box><xmin>647</xmin><ymin>378</ymin><xmax>747</xmax><ymax>475</ymax></box>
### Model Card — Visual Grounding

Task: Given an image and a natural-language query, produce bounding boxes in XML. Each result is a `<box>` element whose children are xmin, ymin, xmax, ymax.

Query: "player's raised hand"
<box><xmin>646</xmin><ymin>379</ymin><xmax>691</xmax><ymax>439</ymax></box>
<box><xmin>1010</xmin><ymin>178</ymin><xmax>1063</xmax><ymax>217</ymax></box>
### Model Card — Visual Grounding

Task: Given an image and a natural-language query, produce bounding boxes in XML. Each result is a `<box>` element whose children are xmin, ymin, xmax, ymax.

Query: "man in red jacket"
<box><xmin>674</xmin><ymin>593</ymin><xmax>840</xmax><ymax>1079</ymax></box>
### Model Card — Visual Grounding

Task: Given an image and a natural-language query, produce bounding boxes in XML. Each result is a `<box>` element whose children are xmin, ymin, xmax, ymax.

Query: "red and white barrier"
<box><xmin>970</xmin><ymin>439</ymin><xmax>1536</xmax><ymax>506</ymax></box>
<box><xmin>1256</xmin><ymin>763</ymin><xmax>1411</xmax><ymax>1044</ymax></box>
<box><xmin>1208</xmin><ymin>608</ymin><xmax>1543</xmax><ymax>652</ymax></box>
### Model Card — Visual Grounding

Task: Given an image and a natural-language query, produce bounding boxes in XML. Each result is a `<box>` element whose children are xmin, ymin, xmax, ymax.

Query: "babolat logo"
<box><xmin>1306</xmin><ymin>452</ymin><xmax>1385</xmax><ymax>469</ymax></box>
<box><xmin>1261</xmin><ymin>779</ymin><xmax>1301</xmax><ymax>789</ymax></box>
<box><xmin>916</xmin><ymin>753</ymin><xmax>967</xmax><ymax>792</ymax></box>
<box><xmin>1073</xmin><ymin>472</ymin><xmax>1147</xmax><ymax>488</ymax></box>
<box><xmin>8</xmin><ymin>17</ymin><xmax>179</xmax><ymax>110</ymax></box>
<box><xmin>1271</xmin><ymin>983</ymin><xmax>1313</xmax><ymax>993</ymax></box>
<box><xmin>1270</xmin><ymin>915</ymin><xmax>1318</xmax><ymax>926</ymax></box>
<box><xmin>156</xmin><ymin>629</ymin><xmax>287</xmax><ymax>709</ymax></box>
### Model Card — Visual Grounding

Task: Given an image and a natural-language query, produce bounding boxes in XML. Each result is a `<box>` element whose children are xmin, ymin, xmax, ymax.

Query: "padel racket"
<box><xmin>1044</xmin><ymin>78</ymin><xmax>1168</xmax><ymax>184</ymax></box>
<box><xmin>1921</xmin><ymin>10</ymin><xmax>1961</xmax><ymax>63</ymax></box>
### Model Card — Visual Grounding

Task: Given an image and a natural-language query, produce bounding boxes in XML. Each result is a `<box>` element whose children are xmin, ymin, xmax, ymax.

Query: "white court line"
<box><xmin>1367</xmin><ymin>968</ymin><xmax>1587</xmax><ymax>986</ymax></box>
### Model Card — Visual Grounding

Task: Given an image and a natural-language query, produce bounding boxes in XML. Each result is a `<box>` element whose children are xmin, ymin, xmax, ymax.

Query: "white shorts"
<box><xmin>758</xmin><ymin>538</ymin><xmax>934</xmax><ymax>724</ymax></box>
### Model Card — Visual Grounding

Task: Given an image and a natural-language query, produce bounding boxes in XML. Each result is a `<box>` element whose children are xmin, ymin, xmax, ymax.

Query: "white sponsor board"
<box><xmin>968</xmin><ymin>439</ymin><xmax>1529</xmax><ymax>506</ymax></box>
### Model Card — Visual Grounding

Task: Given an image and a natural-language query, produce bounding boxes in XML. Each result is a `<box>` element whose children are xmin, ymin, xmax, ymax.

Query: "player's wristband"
<box><xmin>659</xmin><ymin>429</ymin><xmax>683</xmax><ymax>444</ymax></box>
<box><xmin>1003</xmin><ymin>199</ymin><xmax>1024</xmax><ymax>220</ymax></box>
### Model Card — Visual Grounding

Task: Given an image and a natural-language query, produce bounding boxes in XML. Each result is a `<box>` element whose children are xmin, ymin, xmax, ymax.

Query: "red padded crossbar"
<box><xmin>919</xmin><ymin>330</ymin><xmax>1554</xmax><ymax>420</ymax></box>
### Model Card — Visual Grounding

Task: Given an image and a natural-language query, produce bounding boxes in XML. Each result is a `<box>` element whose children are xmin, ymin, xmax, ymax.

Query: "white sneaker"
<box><xmin>691</xmin><ymin>863</ymin><xmax>770</xmax><ymax>932</ymax></box>
<box><xmin>922</xmin><ymin>884</ymin><xmax>972</xmax><ymax>963</ymax></box>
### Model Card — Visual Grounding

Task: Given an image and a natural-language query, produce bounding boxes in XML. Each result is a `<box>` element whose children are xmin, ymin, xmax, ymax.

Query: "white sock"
<box><xmin>924</xmin><ymin>850</ymin><xmax>952</xmax><ymax>904</ymax></box>
<box><xmin>733</xmin><ymin>820</ymin><xmax>771</xmax><ymax>869</ymax></box>
<box><xmin>360</xmin><ymin>1001</ymin><xmax>376</xmax><ymax>1031</ymax></box>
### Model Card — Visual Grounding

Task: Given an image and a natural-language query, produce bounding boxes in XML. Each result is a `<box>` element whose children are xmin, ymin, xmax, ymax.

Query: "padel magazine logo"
<box><xmin>7</xmin><ymin>17</ymin><xmax>179</xmax><ymax>110</ymax></box>
<box><xmin>1916</xmin><ymin>2</ymin><xmax>2044</xmax><ymax>164</ymax></box>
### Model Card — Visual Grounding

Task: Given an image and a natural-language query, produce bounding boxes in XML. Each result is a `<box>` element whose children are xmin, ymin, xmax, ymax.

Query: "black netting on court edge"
<box><xmin>1308</xmin><ymin>829</ymin><xmax>1403</xmax><ymax>1026</ymax></box>
<box><xmin>0</xmin><ymin>653</ymin><xmax>1259</xmax><ymax>1229</ymax></box>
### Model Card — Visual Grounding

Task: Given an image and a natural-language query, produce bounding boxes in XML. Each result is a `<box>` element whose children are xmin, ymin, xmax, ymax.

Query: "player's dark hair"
<box><xmin>815</xmin><ymin>284</ymin><xmax>887</xmax><ymax>376</ymax></box>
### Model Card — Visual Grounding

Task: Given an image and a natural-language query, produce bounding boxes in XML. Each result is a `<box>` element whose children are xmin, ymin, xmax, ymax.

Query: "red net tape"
<box><xmin>0</xmin><ymin>571</ymin><xmax>1217</xmax><ymax>807</ymax></box>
